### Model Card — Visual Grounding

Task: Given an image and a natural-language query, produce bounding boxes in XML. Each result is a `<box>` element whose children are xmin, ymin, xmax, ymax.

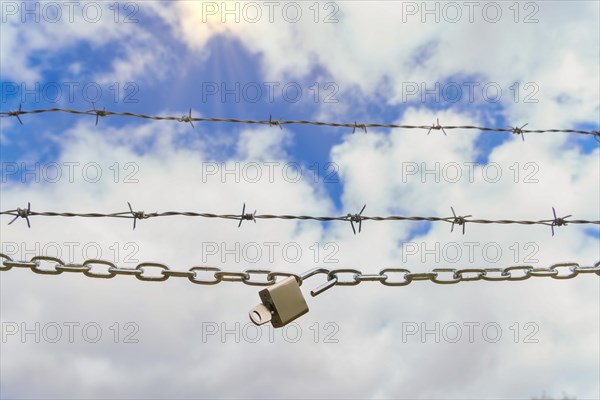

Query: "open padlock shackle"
<box><xmin>299</xmin><ymin>268</ymin><xmax>339</xmax><ymax>296</ymax></box>
<box><xmin>249</xmin><ymin>268</ymin><xmax>338</xmax><ymax>328</ymax></box>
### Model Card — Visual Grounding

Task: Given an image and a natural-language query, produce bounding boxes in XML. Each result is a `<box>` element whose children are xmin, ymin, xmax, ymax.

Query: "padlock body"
<box><xmin>259</xmin><ymin>276</ymin><xmax>308</xmax><ymax>327</ymax></box>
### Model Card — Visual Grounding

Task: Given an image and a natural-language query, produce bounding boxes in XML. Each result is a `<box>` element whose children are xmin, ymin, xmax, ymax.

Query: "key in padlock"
<box><xmin>249</xmin><ymin>276</ymin><xmax>309</xmax><ymax>328</ymax></box>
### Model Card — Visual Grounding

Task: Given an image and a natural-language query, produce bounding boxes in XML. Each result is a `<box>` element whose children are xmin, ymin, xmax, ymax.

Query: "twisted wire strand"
<box><xmin>2</xmin><ymin>203</ymin><xmax>597</xmax><ymax>235</ymax></box>
<box><xmin>1</xmin><ymin>107</ymin><xmax>598</xmax><ymax>137</ymax></box>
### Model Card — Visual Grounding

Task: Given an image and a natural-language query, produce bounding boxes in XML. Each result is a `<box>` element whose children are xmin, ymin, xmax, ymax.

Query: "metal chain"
<box><xmin>0</xmin><ymin>253</ymin><xmax>302</xmax><ymax>285</ymax></box>
<box><xmin>1</xmin><ymin>253</ymin><xmax>598</xmax><ymax>297</ymax></box>
<box><xmin>1</xmin><ymin>106</ymin><xmax>599</xmax><ymax>139</ymax></box>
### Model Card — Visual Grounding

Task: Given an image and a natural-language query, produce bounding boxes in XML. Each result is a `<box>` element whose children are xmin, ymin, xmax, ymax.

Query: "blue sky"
<box><xmin>3</xmin><ymin>25</ymin><xmax>598</xmax><ymax>207</ymax></box>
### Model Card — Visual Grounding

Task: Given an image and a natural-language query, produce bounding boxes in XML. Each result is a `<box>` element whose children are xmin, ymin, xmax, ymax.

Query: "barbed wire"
<box><xmin>1</xmin><ymin>106</ymin><xmax>599</xmax><ymax>140</ymax></box>
<box><xmin>1</xmin><ymin>253</ymin><xmax>598</xmax><ymax>297</ymax></box>
<box><xmin>2</xmin><ymin>203</ymin><xmax>597</xmax><ymax>236</ymax></box>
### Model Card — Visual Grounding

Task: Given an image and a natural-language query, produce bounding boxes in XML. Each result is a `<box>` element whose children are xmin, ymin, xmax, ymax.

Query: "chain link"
<box><xmin>30</xmin><ymin>256</ymin><xmax>63</xmax><ymax>275</ymax></box>
<box><xmin>188</xmin><ymin>266</ymin><xmax>222</xmax><ymax>285</ymax></box>
<box><xmin>573</xmin><ymin>264</ymin><xmax>600</xmax><ymax>274</ymax></box>
<box><xmin>503</xmin><ymin>266</ymin><xmax>534</xmax><ymax>281</ymax></box>
<box><xmin>55</xmin><ymin>263</ymin><xmax>90</xmax><ymax>273</ymax></box>
<box><xmin>480</xmin><ymin>268</ymin><xmax>510</xmax><ymax>281</ymax></box>
<box><xmin>0</xmin><ymin>254</ymin><xmax>598</xmax><ymax>296</ymax></box>
<box><xmin>548</xmin><ymin>263</ymin><xmax>580</xmax><ymax>279</ymax></box>
<box><xmin>242</xmin><ymin>269</ymin><xmax>277</xmax><ymax>286</ymax></box>
<box><xmin>213</xmin><ymin>271</ymin><xmax>250</xmax><ymax>282</ymax></box>
<box><xmin>82</xmin><ymin>260</ymin><xmax>117</xmax><ymax>279</ymax></box>
<box><xmin>455</xmin><ymin>268</ymin><xmax>486</xmax><ymax>281</ymax></box>
<box><xmin>327</xmin><ymin>269</ymin><xmax>362</xmax><ymax>286</ymax></box>
<box><xmin>134</xmin><ymin>263</ymin><xmax>170</xmax><ymax>282</ymax></box>
<box><xmin>266</xmin><ymin>272</ymin><xmax>302</xmax><ymax>286</ymax></box>
<box><xmin>431</xmin><ymin>268</ymin><xmax>462</xmax><ymax>284</ymax></box>
<box><xmin>379</xmin><ymin>268</ymin><xmax>412</xmax><ymax>286</ymax></box>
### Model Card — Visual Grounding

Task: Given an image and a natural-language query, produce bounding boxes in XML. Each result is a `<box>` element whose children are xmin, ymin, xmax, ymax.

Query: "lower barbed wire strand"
<box><xmin>1</xmin><ymin>205</ymin><xmax>598</xmax><ymax>236</ymax></box>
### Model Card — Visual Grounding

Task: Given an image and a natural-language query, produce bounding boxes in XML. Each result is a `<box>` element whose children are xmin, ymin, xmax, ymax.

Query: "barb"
<box><xmin>1</xmin><ymin>254</ymin><xmax>598</xmax><ymax>291</ymax></box>
<box><xmin>346</xmin><ymin>204</ymin><xmax>367</xmax><ymax>234</ymax></box>
<box><xmin>1</xmin><ymin>107</ymin><xmax>598</xmax><ymax>138</ymax></box>
<box><xmin>268</xmin><ymin>114</ymin><xmax>282</xmax><ymax>130</ymax></box>
<box><xmin>128</xmin><ymin>202</ymin><xmax>152</xmax><ymax>230</ymax></box>
<box><xmin>352</xmin><ymin>122</ymin><xmax>367</xmax><ymax>134</ymax></box>
<box><xmin>87</xmin><ymin>102</ymin><xmax>107</xmax><ymax>126</ymax></box>
<box><xmin>551</xmin><ymin>207</ymin><xmax>571</xmax><ymax>237</ymax></box>
<box><xmin>509</xmin><ymin>123</ymin><xmax>528</xmax><ymax>142</ymax></box>
<box><xmin>427</xmin><ymin>118</ymin><xmax>447</xmax><ymax>136</ymax></box>
<box><xmin>178</xmin><ymin>108</ymin><xmax>195</xmax><ymax>128</ymax></box>
<box><xmin>2</xmin><ymin>203</ymin><xmax>598</xmax><ymax>234</ymax></box>
<box><xmin>238</xmin><ymin>203</ymin><xmax>257</xmax><ymax>228</ymax></box>
<box><xmin>450</xmin><ymin>206</ymin><xmax>471</xmax><ymax>235</ymax></box>
<box><xmin>7</xmin><ymin>202</ymin><xmax>31</xmax><ymax>228</ymax></box>
<box><xmin>7</xmin><ymin>104</ymin><xmax>24</xmax><ymax>125</ymax></box>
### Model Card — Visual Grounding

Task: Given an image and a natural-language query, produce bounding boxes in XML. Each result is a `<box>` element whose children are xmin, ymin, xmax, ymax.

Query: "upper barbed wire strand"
<box><xmin>1</xmin><ymin>107</ymin><xmax>599</xmax><ymax>137</ymax></box>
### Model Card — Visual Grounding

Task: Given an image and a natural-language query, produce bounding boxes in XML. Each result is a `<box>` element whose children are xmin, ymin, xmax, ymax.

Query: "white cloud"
<box><xmin>1</xmin><ymin>2</ymin><xmax>172</xmax><ymax>86</ymax></box>
<box><xmin>151</xmin><ymin>1</ymin><xmax>599</xmax><ymax>127</ymax></box>
<box><xmin>2</xmin><ymin>106</ymin><xmax>599</xmax><ymax>398</ymax></box>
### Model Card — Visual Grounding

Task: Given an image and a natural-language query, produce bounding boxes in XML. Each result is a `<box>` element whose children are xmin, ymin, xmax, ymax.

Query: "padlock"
<box><xmin>249</xmin><ymin>276</ymin><xmax>309</xmax><ymax>328</ymax></box>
